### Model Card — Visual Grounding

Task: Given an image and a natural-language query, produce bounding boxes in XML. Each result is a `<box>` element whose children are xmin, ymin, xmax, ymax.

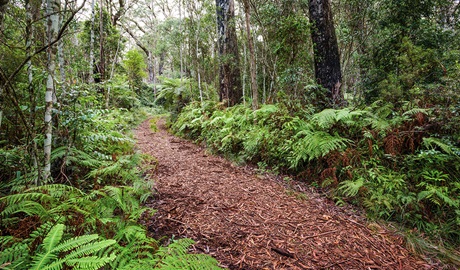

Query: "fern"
<box><xmin>423</xmin><ymin>137</ymin><xmax>460</xmax><ymax>156</ymax></box>
<box><xmin>30</xmin><ymin>224</ymin><xmax>66</xmax><ymax>270</ymax></box>
<box><xmin>288</xmin><ymin>130</ymin><xmax>352</xmax><ymax>167</ymax></box>
<box><xmin>310</xmin><ymin>108</ymin><xmax>366</xmax><ymax>130</ymax></box>
<box><xmin>152</xmin><ymin>239</ymin><xmax>221</xmax><ymax>270</ymax></box>
<box><xmin>28</xmin><ymin>224</ymin><xmax>116</xmax><ymax>270</ymax></box>
<box><xmin>338</xmin><ymin>178</ymin><xmax>365</xmax><ymax>197</ymax></box>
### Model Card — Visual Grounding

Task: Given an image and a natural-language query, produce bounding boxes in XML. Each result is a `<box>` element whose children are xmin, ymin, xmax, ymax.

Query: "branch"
<box><xmin>127</xmin><ymin>18</ymin><xmax>146</xmax><ymax>34</ymax></box>
<box><xmin>0</xmin><ymin>67</ymin><xmax>33</xmax><ymax>139</ymax></box>
<box><xmin>119</xmin><ymin>23</ymin><xmax>149</xmax><ymax>55</ymax></box>
<box><xmin>111</xmin><ymin>0</ymin><xmax>125</xmax><ymax>25</ymax></box>
<box><xmin>4</xmin><ymin>0</ymin><xmax>86</xmax><ymax>85</ymax></box>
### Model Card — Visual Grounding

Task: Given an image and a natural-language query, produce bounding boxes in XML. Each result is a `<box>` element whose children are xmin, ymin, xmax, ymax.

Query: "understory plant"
<box><xmin>172</xmin><ymin>100</ymin><xmax>460</xmax><ymax>249</ymax></box>
<box><xmin>1</xmin><ymin>104</ymin><xmax>222</xmax><ymax>269</ymax></box>
<box><xmin>0</xmin><ymin>184</ymin><xmax>222</xmax><ymax>269</ymax></box>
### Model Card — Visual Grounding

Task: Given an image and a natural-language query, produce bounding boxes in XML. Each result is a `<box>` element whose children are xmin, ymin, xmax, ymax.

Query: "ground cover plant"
<box><xmin>172</xmin><ymin>100</ymin><xmax>460</xmax><ymax>259</ymax></box>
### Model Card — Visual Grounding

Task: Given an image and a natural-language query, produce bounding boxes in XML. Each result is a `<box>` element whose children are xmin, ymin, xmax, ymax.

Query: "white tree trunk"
<box><xmin>43</xmin><ymin>0</ymin><xmax>60</xmax><ymax>182</ymax></box>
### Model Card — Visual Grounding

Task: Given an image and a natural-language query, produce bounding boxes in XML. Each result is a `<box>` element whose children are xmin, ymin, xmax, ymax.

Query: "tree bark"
<box><xmin>0</xmin><ymin>0</ymin><xmax>8</xmax><ymax>28</ymax></box>
<box><xmin>159</xmin><ymin>50</ymin><xmax>165</xmax><ymax>75</ymax></box>
<box><xmin>216</xmin><ymin>0</ymin><xmax>242</xmax><ymax>106</ymax></box>
<box><xmin>243</xmin><ymin>0</ymin><xmax>258</xmax><ymax>110</ymax></box>
<box><xmin>44</xmin><ymin>0</ymin><xmax>60</xmax><ymax>182</ymax></box>
<box><xmin>309</xmin><ymin>0</ymin><xmax>343</xmax><ymax>108</ymax></box>
<box><xmin>89</xmin><ymin>0</ymin><xmax>95</xmax><ymax>83</ymax></box>
<box><xmin>99</xmin><ymin>0</ymin><xmax>105</xmax><ymax>81</ymax></box>
<box><xmin>26</xmin><ymin>0</ymin><xmax>41</xmax><ymax>184</ymax></box>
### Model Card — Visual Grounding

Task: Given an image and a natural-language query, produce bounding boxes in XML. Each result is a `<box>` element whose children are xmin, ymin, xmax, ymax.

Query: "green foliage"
<box><xmin>0</xmin><ymin>181</ymin><xmax>221</xmax><ymax>269</ymax></box>
<box><xmin>123</xmin><ymin>49</ymin><xmax>147</xmax><ymax>93</ymax></box>
<box><xmin>172</xmin><ymin>101</ymin><xmax>460</xmax><ymax>247</ymax></box>
<box><xmin>0</xmin><ymin>222</ymin><xmax>116</xmax><ymax>270</ymax></box>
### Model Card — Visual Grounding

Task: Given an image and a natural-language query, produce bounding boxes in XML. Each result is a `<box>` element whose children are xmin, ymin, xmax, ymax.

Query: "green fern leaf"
<box><xmin>311</xmin><ymin>108</ymin><xmax>337</xmax><ymax>129</ymax></box>
<box><xmin>30</xmin><ymin>224</ymin><xmax>65</xmax><ymax>270</ymax></box>
<box><xmin>65</xmin><ymin>253</ymin><xmax>116</xmax><ymax>270</ymax></box>
<box><xmin>338</xmin><ymin>178</ymin><xmax>365</xmax><ymax>197</ymax></box>
<box><xmin>423</xmin><ymin>137</ymin><xmax>458</xmax><ymax>156</ymax></box>
<box><xmin>64</xmin><ymin>240</ymin><xmax>117</xmax><ymax>260</ymax></box>
<box><xmin>53</xmin><ymin>235</ymin><xmax>100</xmax><ymax>253</ymax></box>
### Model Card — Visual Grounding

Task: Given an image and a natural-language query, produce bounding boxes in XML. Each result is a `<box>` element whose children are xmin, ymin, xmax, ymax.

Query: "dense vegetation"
<box><xmin>1</xmin><ymin>0</ymin><xmax>460</xmax><ymax>267</ymax></box>
<box><xmin>172</xmin><ymin>100</ymin><xmax>460</xmax><ymax>250</ymax></box>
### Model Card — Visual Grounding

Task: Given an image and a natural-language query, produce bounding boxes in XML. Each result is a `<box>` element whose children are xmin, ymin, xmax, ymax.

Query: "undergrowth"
<box><xmin>0</xmin><ymin>106</ymin><xmax>222</xmax><ymax>269</ymax></box>
<box><xmin>172</xmin><ymin>100</ymin><xmax>460</xmax><ymax>263</ymax></box>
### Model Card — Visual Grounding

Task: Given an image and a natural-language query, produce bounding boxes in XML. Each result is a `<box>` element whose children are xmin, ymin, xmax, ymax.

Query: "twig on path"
<box><xmin>323</xmin><ymin>258</ymin><xmax>350</xmax><ymax>270</ymax></box>
<box><xmin>271</xmin><ymin>247</ymin><xmax>295</xmax><ymax>258</ymax></box>
<box><xmin>304</xmin><ymin>230</ymin><xmax>336</xmax><ymax>239</ymax></box>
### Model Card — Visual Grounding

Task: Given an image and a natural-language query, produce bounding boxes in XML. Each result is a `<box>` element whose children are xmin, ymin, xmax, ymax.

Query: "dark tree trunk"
<box><xmin>216</xmin><ymin>0</ymin><xmax>242</xmax><ymax>106</ymax></box>
<box><xmin>0</xmin><ymin>0</ymin><xmax>8</xmax><ymax>27</ymax></box>
<box><xmin>309</xmin><ymin>0</ymin><xmax>343</xmax><ymax>107</ymax></box>
<box><xmin>159</xmin><ymin>51</ymin><xmax>165</xmax><ymax>75</ymax></box>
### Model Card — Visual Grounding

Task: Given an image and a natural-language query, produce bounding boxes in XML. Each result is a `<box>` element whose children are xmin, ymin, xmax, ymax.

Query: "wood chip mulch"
<box><xmin>135</xmin><ymin>118</ymin><xmax>451</xmax><ymax>269</ymax></box>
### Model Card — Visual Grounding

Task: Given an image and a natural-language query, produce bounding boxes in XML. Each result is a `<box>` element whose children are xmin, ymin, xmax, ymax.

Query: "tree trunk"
<box><xmin>179</xmin><ymin>0</ymin><xmax>183</xmax><ymax>80</ymax></box>
<box><xmin>216</xmin><ymin>0</ymin><xmax>242</xmax><ymax>106</ymax></box>
<box><xmin>159</xmin><ymin>51</ymin><xmax>165</xmax><ymax>75</ymax></box>
<box><xmin>148</xmin><ymin>51</ymin><xmax>156</xmax><ymax>95</ymax></box>
<box><xmin>58</xmin><ymin>14</ymin><xmax>66</xmax><ymax>97</ymax></box>
<box><xmin>99</xmin><ymin>0</ymin><xmax>105</xmax><ymax>81</ymax></box>
<box><xmin>44</xmin><ymin>0</ymin><xmax>60</xmax><ymax>182</ymax></box>
<box><xmin>0</xmin><ymin>0</ymin><xmax>8</xmax><ymax>28</ymax></box>
<box><xmin>243</xmin><ymin>0</ymin><xmax>258</xmax><ymax>110</ymax></box>
<box><xmin>89</xmin><ymin>0</ymin><xmax>95</xmax><ymax>83</ymax></box>
<box><xmin>26</xmin><ymin>0</ymin><xmax>41</xmax><ymax>184</ymax></box>
<box><xmin>309</xmin><ymin>0</ymin><xmax>343</xmax><ymax>108</ymax></box>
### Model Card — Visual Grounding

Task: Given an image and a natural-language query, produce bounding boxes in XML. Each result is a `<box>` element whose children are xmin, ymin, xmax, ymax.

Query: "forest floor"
<box><xmin>135</xmin><ymin>118</ymin><xmax>450</xmax><ymax>270</ymax></box>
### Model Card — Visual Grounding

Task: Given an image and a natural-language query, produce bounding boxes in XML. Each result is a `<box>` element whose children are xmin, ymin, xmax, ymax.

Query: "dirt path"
<box><xmin>135</xmin><ymin>118</ymin><xmax>442</xmax><ymax>269</ymax></box>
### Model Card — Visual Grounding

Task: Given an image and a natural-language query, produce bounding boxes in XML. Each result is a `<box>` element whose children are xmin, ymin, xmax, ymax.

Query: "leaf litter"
<box><xmin>135</xmin><ymin>118</ymin><xmax>452</xmax><ymax>269</ymax></box>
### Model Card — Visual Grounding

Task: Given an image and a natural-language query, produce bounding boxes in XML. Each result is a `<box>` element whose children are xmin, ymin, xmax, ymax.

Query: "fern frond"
<box><xmin>0</xmin><ymin>241</ymin><xmax>29</xmax><ymax>266</ymax></box>
<box><xmin>27</xmin><ymin>184</ymin><xmax>86</xmax><ymax>199</ymax></box>
<box><xmin>0</xmin><ymin>192</ymin><xmax>53</xmax><ymax>207</ymax></box>
<box><xmin>423</xmin><ymin>137</ymin><xmax>459</xmax><ymax>156</ymax></box>
<box><xmin>288</xmin><ymin>130</ymin><xmax>352</xmax><ymax>167</ymax></box>
<box><xmin>64</xmin><ymin>240</ymin><xmax>117</xmax><ymax>260</ymax></box>
<box><xmin>153</xmin><ymin>239</ymin><xmax>221</xmax><ymax>269</ymax></box>
<box><xmin>30</xmin><ymin>224</ymin><xmax>65</xmax><ymax>270</ymax></box>
<box><xmin>338</xmin><ymin>178</ymin><xmax>365</xmax><ymax>197</ymax></box>
<box><xmin>64</xmin><ymin>253</ymin><xmax>116</xmax><ymax>270</ymax></box>
<box><xmin>1</xmin><ymin>201</ymin><xmax>48</xmax><ymax>218</ymax></box>
<box><xmin>402</xmin><ymin>107</ymin><xmax>429</xmax><ymax>117</ymax></box>
<box><xmin>53</xmin><ymin>235</ymin><xmax>100</xmax><ymax>253</ymax></box>
<box><xmin>311</xmin><ymin>108</ymin><xmax>338</xmax><ymax>129</ymax></box>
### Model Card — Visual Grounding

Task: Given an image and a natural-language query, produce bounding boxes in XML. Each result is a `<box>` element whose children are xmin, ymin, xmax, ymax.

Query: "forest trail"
<box><xmin>135</xmin><ymin>118</ymin><xmax>439</xmax><ymax>270</ymax></box>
